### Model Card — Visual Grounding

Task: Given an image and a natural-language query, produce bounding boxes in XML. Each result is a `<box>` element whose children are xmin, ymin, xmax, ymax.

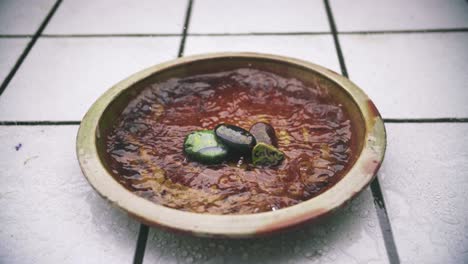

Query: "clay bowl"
<box><xmin>76</xmin><ymin>52</ymin><xmax>386</xmax><ymax>238</ymax></box>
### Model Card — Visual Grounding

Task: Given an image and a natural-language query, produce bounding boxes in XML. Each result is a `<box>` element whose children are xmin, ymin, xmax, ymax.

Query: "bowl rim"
<box><xmin>76</xmin><ymin>52</ymin><xmax>386</xmax><ymax>238</ymax></box>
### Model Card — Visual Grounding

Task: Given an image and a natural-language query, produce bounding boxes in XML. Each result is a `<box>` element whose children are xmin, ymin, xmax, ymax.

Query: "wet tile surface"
<box><xmin>1</xmin><ymin>1</ymin><xmax>467</xmax><ymax>263</ymax></box>
<box><xmin>0</xmin><ymin>37</ymin><xmax>180</xmax><ymax>121</ymax></box>
<box><xmin>380</xmin><ymin>123</ymin><xmax>468</xmax><ymax>263</ymax></box>
<box><xmin>340</xmin><ymin>32</ymin><xmax>468</xmax><ymax>119</ymax></box>
<box><xmin>143</xmin><ymin>190</ymin><xmax>388</xmax><ymax>264</ymax></box>
<box><xmin>45</xmin><ymin>0</ymin><xmax>187</xmax><ymax>34</ymax></box>
<box><xmin>189</xmin><ymin>0</ymin><xmax>329</xmax><ymax>33</ymax></box>
<box><xmin>0</xmin><ymin>38</ymin><xmax>29</xmax><ymax>83</ymax></box>
<box><xmin>185</xmin><ymin>35</ymin><xmax>340</xmax><ymax>72</ymax></box>
<box><xmin>331</xmin><ymin>0</ymin><xmax>468</xmax><ymax>31</ymax></box>
<box><xmin>0</xmin><ymin>126</ymin><xmax>139</xmax><ymax>263</ymax></box>
<box><xmin>0</xmin><ymin>0</ymin><xmax>56</xmax><ymax>34</ymax></box>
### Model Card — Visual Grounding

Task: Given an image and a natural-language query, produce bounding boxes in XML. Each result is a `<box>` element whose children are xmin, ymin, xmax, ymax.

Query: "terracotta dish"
<box><xmin>76</xmin><ymin>53</ymin><xmax>386</xmax><ymax>238</ymax></box>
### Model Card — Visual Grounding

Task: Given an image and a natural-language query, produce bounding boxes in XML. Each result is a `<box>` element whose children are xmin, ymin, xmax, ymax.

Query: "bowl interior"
<box><xmin>77</xmin><ymin>53</ymin><xmax>385</xmax><ymax>238</ymax></box>
<box><xmin>95</xmin><ymin>57</ymin><xmax>366</xmax><ymax>175</ymax></box>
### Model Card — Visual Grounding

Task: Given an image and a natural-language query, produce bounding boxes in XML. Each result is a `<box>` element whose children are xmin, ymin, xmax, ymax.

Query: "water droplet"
<box><xmin>242</xmin><ymin>253</ymin><xmax>249</xmax><ymax>260</ymax></box>
<box><xmin>294</xmin><ymin>245</ymin><xmax>300</xmax><ymax>253</ymax></box>
<box><xmin>328</xmin><ymin>252</ymin><xmax>338</xmax><ymax>261</ymax></box>
<box><xmin>367</xmin><ymin>220</ymin><xmax>376</xmax><ymax>227</ymax></box>
<box><xmin>359</xmin><ymin>210</ymin><xmax>369</xmax><ymax>218</ymax></box>
<box><xmin>350</xmin><ymin>204</ymin><xmax>360</xmax><ymax>213</ymax></box>
<box><xmin>439</xmin><ymin>214</ymin><xmax>460</xmax><ymax>225</ymax></box>
<box><xmin>448</xmin><ymin>192</ymin><xmax>457</xmax><ymax>198</ymax></box>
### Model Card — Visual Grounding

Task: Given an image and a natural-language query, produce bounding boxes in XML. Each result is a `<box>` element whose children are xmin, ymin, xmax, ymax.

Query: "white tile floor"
<box><xmin>0</xmin><ymin>0</ymin><xmax>56</xmax><ymax>35</ymax></box>
<box><xmin>184</xmin><ymin>35</ymin><xmax>341</xmax><ymax>71</ymax></box>
<box><xmin>0</xmin><ymin>0</ymin><xmax>467</xmax><ymax>263</ymax></box>
<box><xmin>331</xmin><ymin>0</ymin><xmax>468</xmax><ymax>32</ymax></box>
<box><xmin>44</xmin><ymin>0</ymin><xmax>187</xmax><ymax>34</ymax></box>
<box><xmin>0</xmin><ymin>37</ymin><xmax>180</xmax><ymax>121</ymax></box>
<box><xmin>0</xmin><ymin>126</ymin><xmax>139</xmax><ymax>263</ymax></box>
<box><xmin>0</xmin><ymin>38</ymin><xmax>29</xmax><ymax>82</ymax></box>
<box><xmin>189</xmin><ymin>0</ymin><xmax>329</xmax><ymax>33</ymax></box>
<box><xmin>340</xmin><ymin>32</ymin><xmax>468</xmax><ymax>119</ymax></box>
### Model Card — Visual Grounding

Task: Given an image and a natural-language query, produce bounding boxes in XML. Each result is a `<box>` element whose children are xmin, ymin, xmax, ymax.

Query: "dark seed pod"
<box><xmin>184</xmin><ymin>130</ymin><xmax>228</xmax><ymax>164</ymax></box>
<box><xmin>252</xmin><ymin>143</ymin><xmax>284</xmax><ymax>167</ymax></box>
<box><xmin>249</xmin><ymin>122</ymin><xmax>278</xmax><ymax>147</ymax></box>
<box><xmin>214</xmin><ymin>124</ymin><xmax>256</xmax><ymax>154</ymax></box>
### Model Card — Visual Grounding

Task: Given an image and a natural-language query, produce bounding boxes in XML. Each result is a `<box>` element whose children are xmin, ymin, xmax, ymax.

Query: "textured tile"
<box><xmin>331</xmin><ymin>0</ymin><xmax>468</xmax><ymax>31</ymax></box>
<box><xmin>0</xmin><ymin>126</ymin><xmax>139</xmax><ymax>263</ymax></box>
<box><xmin>0</xmin><ymin>37</ymin><xmax>180</xmax><ymax>121</ymax></box>
<box><xmin>380</xmin><ymin>123</ymin><xmax>468</xmax><ymax>263</ymax></box>
<box><xmin>0</xmin><ymin>38</ymin><xmax>29</xmax><ymax>83</ymax></box>
<box><xmin>143</xmin><ymin>190</ymin><xmax>388</xmax><ymax>264</ymax></box>
<box><xmin>189</xmin><ymin>0</ymin><xmax>329</xmax><ymax>33</ymax></box>
<box><xmin>340</xmin><ymin>32</ymin><xmax>468</xmax><ymax>118</ymax></box>
<box><xmin>0</xmin><ymin>0</ymin><xmax>56</xmax><ymax>34</ymax></box>
<box><xmin>45</xmin><ymin>0</ymin><xmax>187</xmax><ymax>34</ymax></box>
<box><xmin>185</xmin><ymin>35</ymin><xmax>341</xmax><ymax>72</ymax></box>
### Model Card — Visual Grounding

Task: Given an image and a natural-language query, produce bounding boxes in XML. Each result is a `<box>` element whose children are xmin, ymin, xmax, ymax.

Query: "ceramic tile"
<box><xmin>0</xmin><ymin>38</ymin><xmax>29</xmax><ymax>83</ymax></box>
<box><xmin>0</xmin><ymin>37</ymin><xmax>180</xmax><ymax>121</ymax></box>
<box><xmin>185</xmin><ymin>35</ymin><xmax>341</xmax><ymax>72</ymax></box>
<box><xmin>0</xmin><ymin>126</ymin><xmax>139</xmax><ymax>263</ymax></box>
<box><xmin>380</xmin><ymin>123</ymin><xmax>468</xmax><ymax>263</ymax></box>
<box><xmin>340</xmin><ymin>32</ymin><xmax>468</xmax><ymax>118</ymax></box>
<box><xmin>0</xmin><ymin>0</ymin><xmax>56</xmax><ymax>34</ymax></box>
<box><xmin>330</xmin><ymin>0</ymin><xmax>468</xmax><ymax>31</ymax></box>
<box><xmin>45</xmin><ymin>0</ymin><xmax>187</xmax><ymax>34</ymax></box>
<box><xmin>143</xmin><ymin>189</ymin><xmax>388</xmax><ymax>264</ymax></box>
<box><xmin>189</xmin><ymin>0</ymin><xmax>329</xmax><ymax>33</ymax></box>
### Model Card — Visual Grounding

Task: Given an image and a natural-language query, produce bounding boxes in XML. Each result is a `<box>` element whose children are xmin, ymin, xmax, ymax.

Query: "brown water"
<box><xmin>105</xmin><ymin>68</ymin><xmax>357</xmax><ymax>214</ymax></box>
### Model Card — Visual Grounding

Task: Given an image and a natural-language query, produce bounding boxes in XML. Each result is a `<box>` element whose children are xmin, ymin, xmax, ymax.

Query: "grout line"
<box><xmin>133</xmin><ymin>224</ymin><xmax>150</xmax><ymax>264</ymax></box>
<box><xmin>2</xmin><ymin>28</ymin><xmax>467</xmax><ymax>39</ymax></box>
<box><xmin>323</xmin><ymin>0</ymin><xmax>400</xmax><ymax>263</ymax></box>
<box><xmin>41</xmin><ymin>33</ymin><xmax>182</xmax><ymax>38</ymax></box>
<box><xmin>178</xmin><ymin>0</ymin><xmax>194</xmax><ymax>57</ymax></box>
<box><xmin>370</xmin><ymin>179</ymin><xmax>401</xmax><ymax>264</ymax></box>
<box><xmin>384</xmin><ymin>118</ymin><xmax>468</xmax><ymax>123</ymax></box>
<box><xmin>0</xmin><ymin>35</ymin><xmax>33</xmax><ymax>38</ymax></box>
<box><xmin>0</xmin><ymin>121</ymin><xmax>80</xmax><ymax>126</ymax></box>
<box><xmin>340</xmin><ymin>28</ymin><xmax>468</xmax><ymax>35</ymax></box>
<box><xmin>323</xmin><ymin>0</ymin><xmax>348</xmax><ymax>77</ymax></box>
<box><xmin>1</xmin><ymin>28</ymin><xmax>467</xmax><ymax>39</ymax></box>
<box><xmin>188</xmin><ymin>31</ymin><xmax>331</xmax><ymax>36</ymax></box>
<box><xmin>0</xmin><ymin>0</ymin><xmax>63</xmax><ymax>97</ymax></box>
